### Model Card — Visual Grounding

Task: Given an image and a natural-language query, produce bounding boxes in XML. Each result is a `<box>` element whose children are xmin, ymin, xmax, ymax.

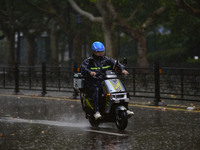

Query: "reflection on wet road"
<box><xmin>0</xmin><ymin>95</ymin><xmax>200</xmax><ymax>150</ymax></box>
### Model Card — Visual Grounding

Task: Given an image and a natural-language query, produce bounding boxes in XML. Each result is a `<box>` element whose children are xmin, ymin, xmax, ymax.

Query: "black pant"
<box><xmin>86</xmin><ymin>85</ymin><xmax>103</xmax><ymax>112</ymax></box>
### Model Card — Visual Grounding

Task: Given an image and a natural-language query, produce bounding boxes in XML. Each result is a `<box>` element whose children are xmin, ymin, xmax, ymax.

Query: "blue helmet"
<box><xmin>92</xmin><ymin>41</ymin><xmax>105</xmax><ymax>51</ymax></box>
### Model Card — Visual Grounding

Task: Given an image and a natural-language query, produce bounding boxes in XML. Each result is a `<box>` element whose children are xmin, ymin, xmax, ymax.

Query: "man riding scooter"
<box><xmin>80</xmin><ymin>41</ymin><xmax>134</xmax><ymax>120</ymax></box>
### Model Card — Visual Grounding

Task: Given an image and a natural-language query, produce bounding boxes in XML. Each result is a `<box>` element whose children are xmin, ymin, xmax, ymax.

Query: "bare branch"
<box><xmin>0</xmin><ymin>34</ymin><xmax>5</xmax><ymax>40</ymax></box>
<box><xmin>127</xmin><ymin>3</ymin><xmax>144</xmax><ymax>22</ymax></box>
<box><xmin>24</xmin><ymin>0</ymin><xmax>67</xmax><ymax>28</ymax></box>
<box><xmin>0</xmin><ymin>10</ymin><xmax>8</xmax><ymax>18</ymax></box>
<box><xmin>95</xmin><ymin>0</ymin><xmax>107</xmax><ymax>17</ymax></box>
<box><xmin>142</xmin><ymin>6</ymin><xmax>166</xmax><ymax>29</ymax></box>
<box><xmin>68</xmin><ymin>0</ymin><xmax>103</xmax><ymax>23</ymax></box>
<box><xmin>25</xmin><ymin>0</ymin><xmax>57</xmax><ymax>17</ymax></box>
<box><xmin>106</xmin><ymin>1</ymin><xmax>140</xmax><ymax>39</ymax></box>
<box><xmin>175</xmin><ymin>0</ymin><xmax>200</xmax><ymax>17</ymax></box>
<box><xmin>196</xmin><ymin>0</ymin><xmax>200</xmax><ymax>7</ymax></box>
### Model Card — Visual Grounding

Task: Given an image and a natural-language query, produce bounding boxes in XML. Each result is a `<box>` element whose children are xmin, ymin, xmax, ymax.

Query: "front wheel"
<box><xmin>89</xmin><ymin>117</ymin><xmax>100</xmax><ymax>128</ymax></box>
<box><xmin>115</xmin><ymin>111</ymin><xmax>128</xmax><ymax>130</ymax></box>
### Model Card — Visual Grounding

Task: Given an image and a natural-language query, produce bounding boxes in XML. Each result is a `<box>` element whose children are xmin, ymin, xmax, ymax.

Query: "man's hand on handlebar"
<box><xmin>90</xmin><ymin>71</ymin><xmax>96</xmax><ymax>76</ymax></box>
<box><xmin>122</xmin><ymin>70</ymin><xmax>129</xmax><ymax>75</ymax></box>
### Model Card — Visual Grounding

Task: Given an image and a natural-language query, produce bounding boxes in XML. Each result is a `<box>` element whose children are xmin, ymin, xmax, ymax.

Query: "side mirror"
<box><xmin>123</xmin><ymin>57</ymin><xmax>127</xmax><ymax>65</ymax></box>
<box><xmin>113</xmin><ymin>60</ymin><xmax>119</xmax><ymax>71</ymax></box>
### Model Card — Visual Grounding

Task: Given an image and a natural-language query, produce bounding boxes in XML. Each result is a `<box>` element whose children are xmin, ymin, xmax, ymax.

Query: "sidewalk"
<box><xmin>0</xmin><ymin>89</ymin><xmax>200</xmax><ymax>112</ymax></box>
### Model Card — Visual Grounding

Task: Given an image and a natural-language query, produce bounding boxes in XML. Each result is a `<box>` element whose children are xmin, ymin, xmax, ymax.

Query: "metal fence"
<box><xmin>124</xmin><ymin>64</ymin><xmax>200</xmax><ymax>103</ymax></box>
<box><xmin>0</xmin><ymin>63</ymin><xmax>199</xmax><ymax>103</ymax></box>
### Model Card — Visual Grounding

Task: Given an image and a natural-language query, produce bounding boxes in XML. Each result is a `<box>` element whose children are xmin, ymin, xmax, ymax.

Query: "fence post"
<box><xmin>133</xmin><ymin>68</ymin><xmax>136</xmax><ymax>96</ymax></box>
<box><xmin>14</xmin><ymin>62</ymin><xmax>20</xmax><ymax>94</ymax></box>
<box><xmin>3</xmin><ymin>67</ymin><xmax>6</xmax><ymax>88</ymax></box>
<box><xmin>58</xmin><ymin>65</ymin><xmax>61</xmax><ymax>91</ymax></box>
<box><xmin>152</xmin><ymin>62</ymin><xmax>163</xmax><ymax>106</ymax></box>
<box><xmin>41</xmin><ymin>62</ymin><xmax>47</xmax><ymax>96</ymax></box>
<box><xmin>181</xmin><ymin>69</ymin><xmax>184</xmax><ymax>99</ymax></box>
<box><xmin>29</xmin><ymin>67</ymin><xmax>32</xmax><ymax>90</ymax></box>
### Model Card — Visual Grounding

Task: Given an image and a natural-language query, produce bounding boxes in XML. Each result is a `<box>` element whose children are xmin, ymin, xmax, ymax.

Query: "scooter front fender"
<box><xmin>115</xmin><ymin>105</ymin><xmax>127</xmax><ymax>114</ymax></box>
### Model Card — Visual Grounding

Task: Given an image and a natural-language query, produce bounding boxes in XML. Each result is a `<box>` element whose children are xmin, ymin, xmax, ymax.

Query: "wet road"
<box><xmin>0</xmin><ymin>95</ymin><xmax>200</xmax><ymax>150</ymax></box>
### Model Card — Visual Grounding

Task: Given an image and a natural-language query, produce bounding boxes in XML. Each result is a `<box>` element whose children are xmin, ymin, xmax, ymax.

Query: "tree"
<box><xmin>0</xmin><ymin>0</ymin><xmax>49</xmax><ymax>66</ymax></box>
<box><xmin>25</xmin><ymin>0</ymin><xmax>67</xmax><ymax>66</ymax></box>
<box><xmin>25</xmin><ymin>0</ymin><xmax>91</xmax><ymax>66</ymax></box>
<box><xmin>69</xmin><ymin>0</ymin><xmax>168</xmax><ymax>67</ymax></box>
<box><xmin>0</xmin><ymin>0</ymin><xmax>17</xmax><ymax>66</ymax></box>
<box><xmin>68</xmin><ymin>0</ymin><xmax>116</xmax><ymax>58</ymax></box>
<box><xmin>106</xmin><ymin>1</ymin><xmax>166</xmax><ymax>67</ymax></box>
<box><xmin>19</xmin><ymin>1</ymin><xmax>49</xmax><ymax>66</ymax></box>
<box><xmin>175</xmin><ymin>0</ymin><xmax>200</xmax><ymax>17</ymax></box>
<box><xmin>173</xmin><ymin>0</ymin><xmax>200</xmax><ymax>60</ymax></box>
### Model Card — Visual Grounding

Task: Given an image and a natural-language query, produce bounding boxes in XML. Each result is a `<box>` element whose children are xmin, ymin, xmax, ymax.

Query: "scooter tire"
<box><xmin>89</xmin><ymin>117</ymin><xmax>100</xmax><ymax>128</ymax></box>
<box><xmin>115</xmin><ymin>111</ymin><xmax>128</xmax><ymax>130</ymax></box>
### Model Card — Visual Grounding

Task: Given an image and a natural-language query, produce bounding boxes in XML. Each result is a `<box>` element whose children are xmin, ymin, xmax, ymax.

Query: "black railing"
<box><xmin>124</xmin><ymin>66</ymin><xmax>200</xmax><ymax>103</ymax></box>
<box><xmin>0</xmin><ymin>63</ymin><xmax>199</xmax><ymax>103</ymax></box>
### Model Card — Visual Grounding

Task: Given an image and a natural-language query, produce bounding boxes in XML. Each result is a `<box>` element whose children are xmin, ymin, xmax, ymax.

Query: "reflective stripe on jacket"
<box><xmin>80</xmin><ymin>54</ymin><xmax>125</xmax><ymax>86</ymax></box>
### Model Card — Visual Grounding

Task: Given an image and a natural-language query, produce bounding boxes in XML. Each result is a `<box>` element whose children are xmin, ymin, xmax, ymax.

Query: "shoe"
<box><xmin>94</xmin><ymin>112</ymin><xmax>102</xmax><ymax>120</ymax></box>
<box><xmin>127</xmin><ymin>110</ymin><xmax>134</xmax><ymax>116</ymax></box>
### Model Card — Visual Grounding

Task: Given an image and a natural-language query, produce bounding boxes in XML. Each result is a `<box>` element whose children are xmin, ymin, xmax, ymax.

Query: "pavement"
<box><xmin>0</xmin><ymin>88</ymin><xmax>200</xmax><ymax>113</ymax></box>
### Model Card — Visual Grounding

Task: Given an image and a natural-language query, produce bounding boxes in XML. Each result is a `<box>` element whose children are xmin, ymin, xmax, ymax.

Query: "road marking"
<box><xmin>86</xmin><ymin>129</ymin><xmax>128</xmax><ymax>137</ymax></box>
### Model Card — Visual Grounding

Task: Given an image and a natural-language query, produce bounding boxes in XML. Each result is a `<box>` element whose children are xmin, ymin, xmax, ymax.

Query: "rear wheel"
<box><xmin>115</xmin><ymin>111</ymin><xmax>128</xmax><ymax>130</ymax></box>
<box><xmin>80</xmin><ymin>93</ymin><xmax>86</xmax><ymax>111</ymax></box>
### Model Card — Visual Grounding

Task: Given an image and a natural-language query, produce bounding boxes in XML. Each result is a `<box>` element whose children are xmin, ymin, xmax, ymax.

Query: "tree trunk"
<box><xmin>136</xmin><ymin>33</ymin><xmax>149</xmax><ymax>68</ymax></box>
<box><xmin>68</xmin><ymin>34</ymin><xmax>73</xmax><ymax>66</ymax></box>
<box><xmin>106</xmin><ymin>1</ymin><xmax>166</xmax><ymax>68</ymax></box>
<box><xmin>68</xmin><ymin>0</ymin><xmax>115</xmax><ymax>59</ymax></box>
<box><xmin>73</xmin><ymin>33</ymin><xmax>82</xmax><ymax>66</ymax></box>
<box><xmin>102</xmin><ymin>20</ymin><xmax>115</xmax><ymax>58</ymax></box>
<box><xmin>50</xmin><ymin>21</ymin><xmax>58</xmax><ymax>66</ymax></box>
<box><xmin>7</xmin><ymin>32</ymin><xmax>15</xmax><ymax>66</ymax></box>
<box><xmin>96</xmin><ymin>0</ymin><xmax>115</xmax><ymax>58</ymax></box>
<box><xmin>27</xmin><ymin>35</ymin><xmax>35</xmax><ymax>66</ymax></box>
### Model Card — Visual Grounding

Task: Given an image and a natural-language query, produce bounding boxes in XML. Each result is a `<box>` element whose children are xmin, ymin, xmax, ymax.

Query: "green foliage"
<box><xmin>90</xmin><ymin>0</ymin><xmax>98</xmax><ymax>2</ymax></box>
<box><xmin>123</xmin><ymin>48</ymin><xmax>189</xmax><ymax>67</ymax></box>
<box><xmin>187</xmin><ymin>58</ymin><xmax>200</xmax><ymax>63</ymax></box>
<box><xmin>147</xmin><ymin>48</ymin><xmax>188</xmax><ymax>64</ymax></box>
<box><xmin>0</xmin><ymin>0</ymin><xmax>200</xmax><ymax>66</ymax></box>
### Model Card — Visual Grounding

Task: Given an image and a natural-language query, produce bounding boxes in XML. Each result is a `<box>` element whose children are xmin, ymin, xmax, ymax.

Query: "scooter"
<box><xmin>73</xmin><ymin>60</ymin><xmax>133</xmax><ymax>130</ymax></box>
